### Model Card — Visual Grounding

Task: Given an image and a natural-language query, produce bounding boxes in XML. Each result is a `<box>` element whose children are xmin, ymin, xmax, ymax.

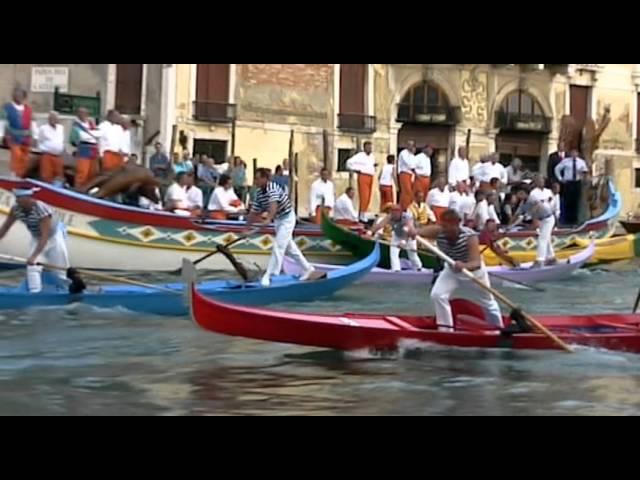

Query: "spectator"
<box><xmin>149</xmin><ymin>142</ymin><xmax>170</xmax><ymax>179</ymax></box>
<box><xmin>273</xmin><ymin>165</ymin><xmax>289</xmax><ymax>194</ymax></box>
<box><xmin>229</xmin><ymin>157</ymin><xmax>248</xmax><ymax>204</ymax></box>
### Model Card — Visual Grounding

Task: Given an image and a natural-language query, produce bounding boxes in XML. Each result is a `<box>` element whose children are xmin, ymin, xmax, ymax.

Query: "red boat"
<box><xmin>190</xmin><ymin>286</ymin><xmax>640</xmax><ymax>354</ymax></box>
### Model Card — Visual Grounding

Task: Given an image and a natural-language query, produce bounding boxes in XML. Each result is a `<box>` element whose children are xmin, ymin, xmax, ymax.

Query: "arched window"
<box><xmin>496</xmin><ymin>90</ymin><xmax>550</xmax><ymax>132</ymax></box>
<box><xmin>397</xmin><ymin>82</ymin><xmax>454</xmax><ymax>123</ymax></box>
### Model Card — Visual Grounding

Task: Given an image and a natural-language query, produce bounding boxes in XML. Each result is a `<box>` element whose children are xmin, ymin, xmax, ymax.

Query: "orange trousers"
<box><xmin>314</xmin><ymin>206</ymin><xmax>332</xmax><ymax>224</ymax></box>
<box><xmin>75</xmin><ymin>158</ymin><xmax>98</xmax><ymax>189</ymax></box>
<box><xmin>357</xmin><ymin>173</ymin><xmax>373</xmax><ymax>216</ymax></box>
<box><xmin>399</xmin><ymin>172</ymin><xmax>415</xmax><ymax>210</ymax></box>
<box><xmin>10</xmin><ymin>144</ymin><xmax>31</xmax><ymax>178</ymax></box>
<box><xmin>413</xmin><ymin>175</ymin><xmax>431</xmax><ymax>197</ymax></box>
<box><xmin>40</xmin><ymin>153</ymin><xmax>64</xmax><ymax>184</ymax></box>
<box><xmin>102</xmin><ymin>151</ymin><xmax>124</xmax><ymax>173</ymax></box>
<box><xmin>432</xmin><ymin>205</ymin><xmax>448</xmax><ymax>223</ymax></box>
<box><xmin>379</xmin><ymin>185</ymin><xmax>394</xmax><ymax>211</ymax></box>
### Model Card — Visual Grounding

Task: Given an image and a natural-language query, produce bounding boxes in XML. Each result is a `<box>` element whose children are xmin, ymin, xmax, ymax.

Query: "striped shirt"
<box><xmin>437</xmin><ymin>226</ymin><xmax>477</xmax><ymax>263</ymax></box>
<box><xmin>251</xmin><ymin>182</ymin><xmax>292</xmax><ymax>220</ymax></box>
<box><xmin>10</xmin><ymin>201</ymin><xmax>59</xmax><ymax>239</ymax></box>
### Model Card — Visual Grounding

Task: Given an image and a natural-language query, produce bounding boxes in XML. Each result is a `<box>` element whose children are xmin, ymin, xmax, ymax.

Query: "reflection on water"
<box><xmin>1</xmin><ymin>262</ymin><xmax>640</xmax><ymax>415</ymax></box>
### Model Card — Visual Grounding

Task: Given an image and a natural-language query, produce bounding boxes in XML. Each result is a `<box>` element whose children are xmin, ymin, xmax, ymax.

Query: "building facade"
<box><xmin>167</xmin><ymin>64</ymin><xmax>640</xmax><ymax>217</ymax></box>
<box><xmin>0</xmin><ymin>64</ymin><xmax>166</xmax><ymax>160</ymax></box>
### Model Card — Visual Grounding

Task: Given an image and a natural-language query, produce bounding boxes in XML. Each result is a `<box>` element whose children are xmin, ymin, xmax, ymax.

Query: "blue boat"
<box><xmin>0</xmin><ymin>244</ymin><xmax>380</xmax><ymax>315</ymax></box>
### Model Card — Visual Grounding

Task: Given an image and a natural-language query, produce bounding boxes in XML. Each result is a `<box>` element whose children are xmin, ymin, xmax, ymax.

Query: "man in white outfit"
<box><xmin>0</xmin><ymin>187</ymin><xmax>70</xmax><ymax>291</ymax></box>
<box><xmin>419</xmin><ymin>209</ymin><xmax>503</xmax><ymax>331</ymax></box>
<box><xmin>369</xmin><ymin>204</ymin><xmax>423</xmax><ymax>272</ymax></box>
<box><xmin>247</xmin><ymin>168</ymin><xmax>314</xmax><ymax>286</ymax></box>
<box><xmin>512</xmin><ymin>187</ymin><xmax>557</xmax><ymax>268</ymax></box>
<box><xmin>448</xmin><ymin>146</ymin><xmax>470</xmax><ymax>187</ymax></box>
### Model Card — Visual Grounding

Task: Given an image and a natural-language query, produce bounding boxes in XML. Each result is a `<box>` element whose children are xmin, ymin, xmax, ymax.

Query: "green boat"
<box><xmin>321</xmin><ymin>215</ymin><xmax>439</xmax><ymax>270</ymax></box>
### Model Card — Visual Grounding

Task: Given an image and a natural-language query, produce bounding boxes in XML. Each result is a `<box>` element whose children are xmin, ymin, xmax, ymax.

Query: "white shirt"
<box><xmin>208</xmin><ymin>186</ymin><xmax>242</xmax><ymax>213</ymax></box>
<box><xmin>346</xmin><ymin>151</ymin><xmax>376</xmax><ymax>176</ymax></box>
<box><xmin>414</xmin><ymin>153</ymin><xmax>431</xmax><ymax>177</ymax></box>
<box><xmin>214</xmin><ymin>162</ymin><xmax>230</xmax><ymax>175</ymax></box>
<box><xmin>74</xmin><ymin>119</ymin><xmax>100</xmax><ymax>144</ymax></box>
<box><xmin>473</xmin><ymin>199</ymin><xmax>490</xmax><ymax>230</ymax></box>
<box><xmin>529</xmin><ymin>187</ymin><xmax>553</xmax><ymax>204</ymax></box>
<box><xmin>448</xmin><ymin>157</ymin><xmax>470</xmax><ymax>186</ymax></box>
<box><xmin>555</xmin><ymin>156</ymin><xmax>588</xmax><ymax>182</ymax></box>
<box><xmin>185</xmin><ymin>185</ymin><xmax>203</xmax><ymax>209</ymax></box>
<box><xmin>37</xmin><ymin>123</ymin><xmax>65</xmax><ymax>155</ymax></box>
<box><xmin>471</xmin><ymin>162</ymin><xmax>491</xmax><ymax>182</ymax></box>
<box><xmin>449</xmin><ymin>191</ymin><xmax>476</xmax><ymax>220</ymax></box>
<box><xmin>120</xmin><ymin>129</ymin><xmax>132</xmax><ymax>155</ymax></box>
<box><xmin>334</xmin><ymin>193</ymin><xmax>358</xmax><ymax>222</ymax></box>
<box><xmin>165</xmin><ymin>183</ymin><xmax>188</xmax><ymax>210</ymax></box>
<box><xmin>0</xmin><ymin>102</ymin><xmax>38</xmax><ymax>139</ymax></box>
<box><xmin>488</xmin><ymin>204</ymin><xmax>501</xmax><ymax>224</ymax></box>
<box><xmin>98</xmin><ymin>121</ymin><xmax>124</xmax><ymax>155</ymax></box>
<box><xmin>398</xmin><ymin>149</ymin><xmax>416</xmax><ymax>174</ymax></box>
<box><xmin>310</xmin><ymin>179</ymin><xmax>335</xmax><ymax>213</ymax></box>
<box><xmin>379</xmin><ymin>164</ymin><xmax>395</xmax><ymax>186</ymax></box>
<box><xmin>139</xmin><ymin>188</ymin><xmax>163</xmax><ymax>210</ymax></box>
<box><xmin>487</xmin><ymin>162</ymin><xmax>508</xmax><ymax>185</ymax></box>
<box><xmin>427</xmin><ymin>187</ymin><xmax>451</xmax><ymax>208</ymax></box>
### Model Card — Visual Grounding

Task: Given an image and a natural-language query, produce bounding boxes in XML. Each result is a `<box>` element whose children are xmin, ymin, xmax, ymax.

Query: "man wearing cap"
<box><xmin>369</xmin><ymin>204</ymin><xmax>423</xmax><ymax>272</ymax></box>
<box><xmin>0</xmin><ymin>87</ymin><xmax>38</xmax><ymax>178</ymax></box>
<box><xmin>37</xmin><ymin>112</ymin><xmax>65</xmax><ymax>185</ymax></box>
<box><xmin>0</xmin><ymin>188</ymin><xmax>70</xmax><ymax>289</ymax></box>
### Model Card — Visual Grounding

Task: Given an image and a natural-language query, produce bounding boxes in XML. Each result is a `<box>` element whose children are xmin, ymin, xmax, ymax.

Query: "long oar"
<box><xmin>415</xmin><ymin>236</ymin><xmax>573</xmax><ymax>353</ymax></box>
<box><xmin>169</xmin><ymin>227</ymin><xmax>259</xmax><ymax>275</ymax></box>
<box><xmin>372</xmin><ymin>236</ymin><xmax>544</xmax><ymax>292</ymax></box>
<box><xmin>0</xmin><ymin>254</ymin><xmax>179</xmax><ymax>295</ymax></box>
<box><xmin>633</xmin><ymin>288</ymin><xmax>640</xmax><ymax>314</ymax></box>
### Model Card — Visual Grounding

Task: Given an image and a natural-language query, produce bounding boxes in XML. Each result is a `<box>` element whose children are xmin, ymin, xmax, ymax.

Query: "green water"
<box><xmin>1</xmin><ymin>263</ymin><xmax>640</xmax><ymax>416</ymax></box>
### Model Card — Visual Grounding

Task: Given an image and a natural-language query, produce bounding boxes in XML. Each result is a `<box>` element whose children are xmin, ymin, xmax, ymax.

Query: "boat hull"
<box><xmin>190</xmin><ymin>293</ymin><xmax>640</xmax><ymax>354</ymax></box>
<box><xmin>0</xmin><ymin>243</ymin><xmax>379</xmax><ymax>314</ymax></box>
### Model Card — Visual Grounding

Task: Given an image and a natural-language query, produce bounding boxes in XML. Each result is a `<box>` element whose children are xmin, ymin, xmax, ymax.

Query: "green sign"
<box><xmin>53</xmin><ymin>87</ymin><xmax>101</xmax><ymax>119</ymax></box>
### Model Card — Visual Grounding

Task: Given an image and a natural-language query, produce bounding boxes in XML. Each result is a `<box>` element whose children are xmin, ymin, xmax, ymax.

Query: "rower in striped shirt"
<box><xmin>247</xmin><ymin>168</ymin><xmax>315</xmax><ymax>287</ymax></box>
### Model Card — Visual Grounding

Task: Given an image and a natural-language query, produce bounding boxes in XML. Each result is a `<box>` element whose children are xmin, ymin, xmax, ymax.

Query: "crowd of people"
<box><xmin>310</xmin><ymin>140</ymin><xmax>591</xmax><ymax>272</ymax></box>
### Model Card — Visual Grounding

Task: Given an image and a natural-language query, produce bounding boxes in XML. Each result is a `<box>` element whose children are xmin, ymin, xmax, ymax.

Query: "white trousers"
<box><xmin>266</xmin><ymin>211</ymin><xmax>311</xmax><ymax>278</ymax></box>
<box><xmin>390</xmin><ymin>233</ymin><xmax>422</xmax><ymax>272</ymax></box>
<box><xmin>431</xmin><ymin>265</ymin><xmax>504</xmax><ymax>330</ymax></box>
<box><xmin>29</xmin><ymin>228</ymin><xmax>70</xmax><ymax>280</ymax></box>
<box><xmin>536</xmin><ymin>215</ymin><xmax>556</xmax><ymax>262</ymax></box>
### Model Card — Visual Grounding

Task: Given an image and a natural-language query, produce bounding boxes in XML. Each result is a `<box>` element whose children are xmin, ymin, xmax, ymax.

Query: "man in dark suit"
<box><xmin>547</xmin><ymin>141</ymin><xmax>566</xmax><ymax>187</ymax></box>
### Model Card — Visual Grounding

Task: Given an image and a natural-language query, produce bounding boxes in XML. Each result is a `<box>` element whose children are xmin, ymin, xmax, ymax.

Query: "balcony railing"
<box><xmin>193</xmin><ymin>101</ymin><xmax>236</xmax><ymax>123</ymax></box>
<box><xmin>396</xmin><ymin>104</ymin><xmax>460</xmax><ymax>125</ymax></box>
<box><xmin>337</xmin><ymin>114</ymin><xmax>377</xmax><ymax>133</ymax></box>
<box><xmin>495</xmin><ymin>111</ymin><xmax>552</xmax><ymax>133</ymax></box>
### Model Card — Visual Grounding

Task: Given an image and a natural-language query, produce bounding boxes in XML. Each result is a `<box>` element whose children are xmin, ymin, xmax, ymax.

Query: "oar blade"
<box><xmin>181</xmin><ymin>258</ymin><xmax>198</xmax><ymax>307</ymax></box>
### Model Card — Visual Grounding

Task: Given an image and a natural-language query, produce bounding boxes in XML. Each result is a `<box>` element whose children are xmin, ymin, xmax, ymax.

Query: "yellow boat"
<box><xmin>483</xmin><ymin>233</ymin><xmax>640</xmax><ymax>266</ymax></box>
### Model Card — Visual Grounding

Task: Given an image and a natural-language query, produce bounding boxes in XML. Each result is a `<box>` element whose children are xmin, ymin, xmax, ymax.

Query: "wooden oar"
<box><xmin>0</xmin><ymin>254</ymin><xmax>179</xmax><ymax>295</ymax></box>
<box><xmin>633</xmin><ymin>288</ymin><xmax>640</xmax><ymax>314</ymax></box>
<box><xmin>415</xmin><ymin>236</ymin><xmax>574</xmax><ymax>353</ymax></box>
<box><xmin>169</xmin><ymin>227</ymin><xmax>259</xmax><ymax>275</ymax></box>
<box><xmin>371</xmin><ymin>236</ymin><xmax>544</xmax><ymax>292</ymax></box>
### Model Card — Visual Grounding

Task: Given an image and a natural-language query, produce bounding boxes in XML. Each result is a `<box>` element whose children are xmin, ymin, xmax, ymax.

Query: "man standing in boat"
<box><xmin>0</xmin><ymin>187</ymin><xmax>70</xmax><ymax>291</ymax></box>
<box><xmin>418</xmin><ymin>209</ymin><xmax>504</xmax><ymax>331</ymax></box>
<box><xmin>369</xmin><ymin>204</ymin><xmax>423</xmax><ymax>272</ymax></box>
<box><xmin>247</xmin><ymin>168</ymin><xmax>315</xmax><ymax>287</ymax></box>
<box><xmin>511</xmin><ymin>187</ymin><xmax>557</xmax><ymax>269</ymax></box>
<box><xmin>70</xmin><ymin>107</ymin><xmax>101</xmax><ymax>189</ymax></box>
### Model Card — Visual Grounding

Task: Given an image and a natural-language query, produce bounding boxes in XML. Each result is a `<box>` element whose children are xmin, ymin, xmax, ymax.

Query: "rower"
<box><xmin>0</xmin><ymin>187</ymin><xmax>70</xmax><ymax>292</ymax></box>
<box><xmin>478</xmin><ymin>219</ymin><xmax>520</xmax><ymax>267</ymax></box>
<box><xmin>418</xmin><ymin>209</ymin><xmax>504</xmax><ymax>331</ymax></box>
<box><xmin>370</xmin><ymin>204</ymin><xmax>423</xmax><ymax>272</ymax></box>
<box><xmin>511</xmin><ymin>187</ymin><xmax>557</xmax><ymax>269</ymax></box>
<box><xmin>247</xmin><ymin>168</ymin><xmax>315</xmax><ymax>287</ymax></box>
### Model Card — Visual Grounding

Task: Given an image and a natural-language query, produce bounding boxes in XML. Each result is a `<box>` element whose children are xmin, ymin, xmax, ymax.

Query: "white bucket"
<box><xmin>27</xmin><ymin>265</ymin><xmax>43</xmax><ymax>293</ymax></box>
